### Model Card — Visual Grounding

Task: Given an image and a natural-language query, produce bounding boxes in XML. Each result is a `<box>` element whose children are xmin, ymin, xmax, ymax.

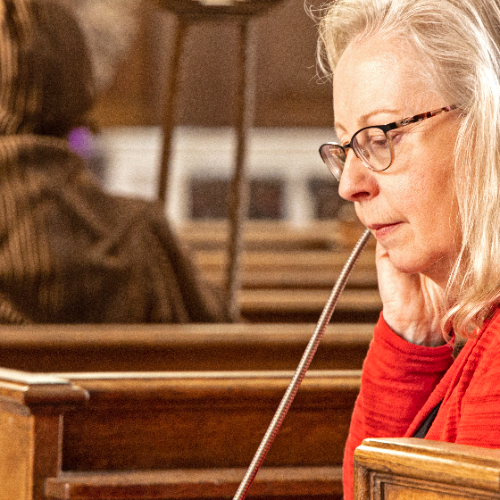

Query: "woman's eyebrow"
<box><xmin>334</xmin><ymin>107</ymin><xmax>403</xmax><ymax>133</ymax></box>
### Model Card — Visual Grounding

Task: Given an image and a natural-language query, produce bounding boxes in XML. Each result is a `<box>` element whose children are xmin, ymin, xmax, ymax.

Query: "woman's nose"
<box><xmin>338</xmin><ymin>149</ymin><xmax>378</xmax><ymax>202</ymax></box>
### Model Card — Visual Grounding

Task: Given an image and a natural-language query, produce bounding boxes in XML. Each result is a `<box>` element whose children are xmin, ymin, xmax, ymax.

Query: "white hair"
<box><xmin>317</xmin><ymin>0</ymin><xmax>500</xmax><ymax>337</ymax></box>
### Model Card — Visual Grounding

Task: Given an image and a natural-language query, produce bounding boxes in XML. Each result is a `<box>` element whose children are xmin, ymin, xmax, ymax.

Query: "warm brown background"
<box><xmin>90</xmin><ymin>0</ymin><xmax>334</xmax><ymax>129</ymax></box>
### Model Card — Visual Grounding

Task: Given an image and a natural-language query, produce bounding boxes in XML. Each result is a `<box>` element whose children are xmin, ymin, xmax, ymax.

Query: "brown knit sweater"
<box><xmin>0</xmin><ymin>0</ymin><xmax>227</xmax><ymax>323</ymax></box>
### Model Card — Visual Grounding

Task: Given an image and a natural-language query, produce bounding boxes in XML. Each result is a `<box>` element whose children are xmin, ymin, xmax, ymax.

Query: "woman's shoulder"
<box><xmin>463</xmin><ymin>307</ymin><xmax>500</xmax><ymax>387</ymax></box>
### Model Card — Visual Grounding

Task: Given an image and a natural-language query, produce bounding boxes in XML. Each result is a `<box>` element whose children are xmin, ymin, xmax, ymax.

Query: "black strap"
<box><xmin>412</xmin><ymin>401</ymin><xmax>442</xmax><ymax>438</ymax></box>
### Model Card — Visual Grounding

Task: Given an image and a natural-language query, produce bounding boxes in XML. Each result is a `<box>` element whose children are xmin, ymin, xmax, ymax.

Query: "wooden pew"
<box><xmin>353</xmin><ymin>437</ymin><xmax>500</xmax><ymax>500</ymax></box>
<box><xmin>240</xmin><ymin>289</ymin><xmax>381</xmax><ymax>323</ymax></box>
<box><xmin>193</xmin><ymin>248</ymin><xmax>378</xmax><ymax>290</ymax></box>
<box><xmin>179</xmin><ymin>220</ymin><xmax>379</xmax><ymax>292</ymax></box>
<box><xmin>177</xmin><ymin>220</ymin><xmax>381</xmax><ymax>321</ymax></box>
<box><xmin>0</xmin><ymin>367</ymin><xmax>361</xmax><ymax>500</ymax></box>
<box><xmin>176</xmin><ymin>220</ymin><xmax>371</xmax><ymax>253</ymax></box>
<box><xmin>0</xmin><ymin>322</ymin><xmax>373</xmax><ymax>372</ymax></box>
<box><xmin>225</xmin><ymin>267</ymin><xmax>377</xmax><ymax>290</ymax></box>
<box><xmin>194</xmin><ymin>251</ymin><xmax>377</xmax><ymax>290</ymax></box>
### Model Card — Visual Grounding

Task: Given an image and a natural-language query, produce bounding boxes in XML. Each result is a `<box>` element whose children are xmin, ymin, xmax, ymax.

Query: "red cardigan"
<box><xmin>343</xmin><ymin>308</ymin><xmax>500</xmax><ymax>500</ymax></box>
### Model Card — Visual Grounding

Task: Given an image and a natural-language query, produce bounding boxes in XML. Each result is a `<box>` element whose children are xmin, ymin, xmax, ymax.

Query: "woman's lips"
<box><xmin>369</xmin><ymin>222</ymin><xmax>402</xmax><ymax>239</ymax></box>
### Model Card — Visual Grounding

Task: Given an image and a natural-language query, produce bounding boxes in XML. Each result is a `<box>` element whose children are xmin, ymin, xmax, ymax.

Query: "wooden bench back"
<box><xmin>0</xmin><ymin>367</ymin><xmax>360</xmax><ymax>500</ymax></box>
<box><xmin>0</xmin><ymin>322</ymin><xmax>373</xmax><ymax>372</ymax></box>
<box><xmin>60</xmin><ymin>370</ymin><xmax>360</xmax><ymax>471</ymax></box>
<box><xmin>240</xmin><ymin>288</ymin><xmax>381</xmax><ymax>322</ymax></box>
<box><xmin>193</xmin><ymin>248</ymin><xmax>378</xmax><ymax>290</ymax></box>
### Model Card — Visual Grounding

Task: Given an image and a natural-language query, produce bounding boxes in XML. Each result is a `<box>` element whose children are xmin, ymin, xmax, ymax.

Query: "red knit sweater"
<box><xmin>343</xmin><ymin>308</ymin><xmax>500</xmax><ymax>500</ymax></box>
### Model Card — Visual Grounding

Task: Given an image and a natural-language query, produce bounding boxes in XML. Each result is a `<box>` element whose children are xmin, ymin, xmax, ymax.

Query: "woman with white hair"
<box><xmin>317</xmin><ymin>0</ymin><xmax>500</xmax><ymax>498</ymax></box>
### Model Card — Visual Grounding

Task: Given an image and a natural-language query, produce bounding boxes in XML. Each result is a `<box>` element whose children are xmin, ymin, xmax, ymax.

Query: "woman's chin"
<box><xmin>385</xmin><ymin>249</ymin><xmax>430</xmax><ymax>276</ymax></box>
<box><xmin>387</xmin><ymin>251</ymin><xmax>451</xmax><ymax>287</ymax></box>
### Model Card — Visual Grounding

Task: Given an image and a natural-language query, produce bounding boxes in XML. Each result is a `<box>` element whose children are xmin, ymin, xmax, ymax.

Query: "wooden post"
<box><xmin>157</xmin><ymin>17</ymin><xmax>188</xmax><ymax>202</ymax></box>
<box><xmin>225</xmin><ymin>20</ymin><xmax>257</xmax><ymax>321</ymax></box>
<box><xmin>151</xmin><ymin>0</ymin><xmax>285</xmax><ymax>321</ymax></box>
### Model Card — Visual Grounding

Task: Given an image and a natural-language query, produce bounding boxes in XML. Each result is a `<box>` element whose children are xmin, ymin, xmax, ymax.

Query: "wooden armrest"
<box><xmin>354</xmin><ymin>437</ymin><xmax>500</xmax><ymax>499</ymax></box>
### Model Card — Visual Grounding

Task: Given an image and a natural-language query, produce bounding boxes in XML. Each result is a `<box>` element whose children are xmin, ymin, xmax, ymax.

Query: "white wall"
<box><xmin>97</xmin><ymin>126</ymin><xmax>336</xmax><ymax>226</ymax></box>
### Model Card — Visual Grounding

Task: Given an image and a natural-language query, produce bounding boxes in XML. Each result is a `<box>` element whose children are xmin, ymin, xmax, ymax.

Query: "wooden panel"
<box><xmin>45</xmin><ymin>466</ymin><xmax>342</xmax><ymax>499</ymax></box>
<box><xmin>0</xmin><ymin>411</ymin><xmax>33</xmax><ymax>500</ymax></box>
<box><xmin>0</xmin><ymin>368</ymin><xmax>357</xmax><ymax>500</ymax></box>
<box><xmin>0</xmin><ymin>323</ymin><xmax>373</xmax><ymax>372</ymax></box>
<box><xmin>181</xmin><ymin>221</ymin><xmax>380</xmax><ymax>321</ymax></box>
<box><xmin>192</xmin><ymin>248</ymin><xmax>377</xmax><ymax>273</ymax></box>
<box><xmin>196</xmin><ymin>254</ymin><xmax>378</xmax><ymax>291</ymax></box>
<box><xmin>183</xmin><ymin>221</ymin><xmax>378</xmax><ymax>293</ymax></box>
<box><xmin>0</xmin><ymin>369</ymin><xmax>88</xmax><ymax>500</ymax></box>
<box><xmin>59</xmin><ymin>370</ymin><xmax>360</xmax><ymax>471</ymax></box>
<box><xmin>199</xmin><ymin>267</ymin><xmax>376</xmax><ymax>290</ymax></box>
<box><xmin>354</xmin><ymin>438</ymin><xmax>500</xmax><ymax>500</ymax></box>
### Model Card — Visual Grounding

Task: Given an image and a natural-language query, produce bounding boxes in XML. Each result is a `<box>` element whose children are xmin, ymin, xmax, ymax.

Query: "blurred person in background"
<box><xmin>0</xmin><ymin>0</ymin><xmax>226</xmax><ymax>323</ymax></box>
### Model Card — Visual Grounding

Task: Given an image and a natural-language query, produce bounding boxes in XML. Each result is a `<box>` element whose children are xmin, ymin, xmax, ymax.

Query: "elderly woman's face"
<box><xmin>333</xmin><ymin>36</ymin><xmax>462</xmax><ymax>286</ymax></box>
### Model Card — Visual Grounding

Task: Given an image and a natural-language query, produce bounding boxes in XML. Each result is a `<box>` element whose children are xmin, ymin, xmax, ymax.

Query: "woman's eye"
<box><xmin>367</xmin><ymin>134</ymin><xmax>388</xmax><ymax>148</ymax></box>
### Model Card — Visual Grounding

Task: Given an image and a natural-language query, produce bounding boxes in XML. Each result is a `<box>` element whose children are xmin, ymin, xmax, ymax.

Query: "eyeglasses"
<box><xmin>319</xmin><ymin>104</ymin><xmax>458</xmax><ymax>181</ymax></box>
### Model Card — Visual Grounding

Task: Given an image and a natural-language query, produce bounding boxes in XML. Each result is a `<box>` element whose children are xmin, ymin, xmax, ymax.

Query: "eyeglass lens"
<box><xmin>353</xmin><ymin>128</ymin><xmax>393</xmax><ymax>171</ymax></box>
<box><xmin>320</xmin><ymin>144</ymin><xmax>344</xmax><ymax>181</ymax></box>
<box><xmin>321</xmin><ymin>127</ymin><xmax>394</xmax><ymax>180</ymax></box>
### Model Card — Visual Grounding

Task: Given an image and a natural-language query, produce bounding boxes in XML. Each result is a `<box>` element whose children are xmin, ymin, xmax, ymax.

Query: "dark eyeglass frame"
<box><xmin>319</xmin><ymin>104</ymin><xmax>458</xmax><ymax>181</ymax></box>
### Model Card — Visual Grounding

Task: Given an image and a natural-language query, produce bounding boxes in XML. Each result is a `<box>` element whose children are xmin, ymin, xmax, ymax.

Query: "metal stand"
<box><xmin>233</xmin><ymin>229</ymin><xmax>372</xmax><ymax>500</ymax></box>
<box><xmin>152</xmin><ymin>0</ymin><xmax>285</xmax><ymax>321</ymax></box>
